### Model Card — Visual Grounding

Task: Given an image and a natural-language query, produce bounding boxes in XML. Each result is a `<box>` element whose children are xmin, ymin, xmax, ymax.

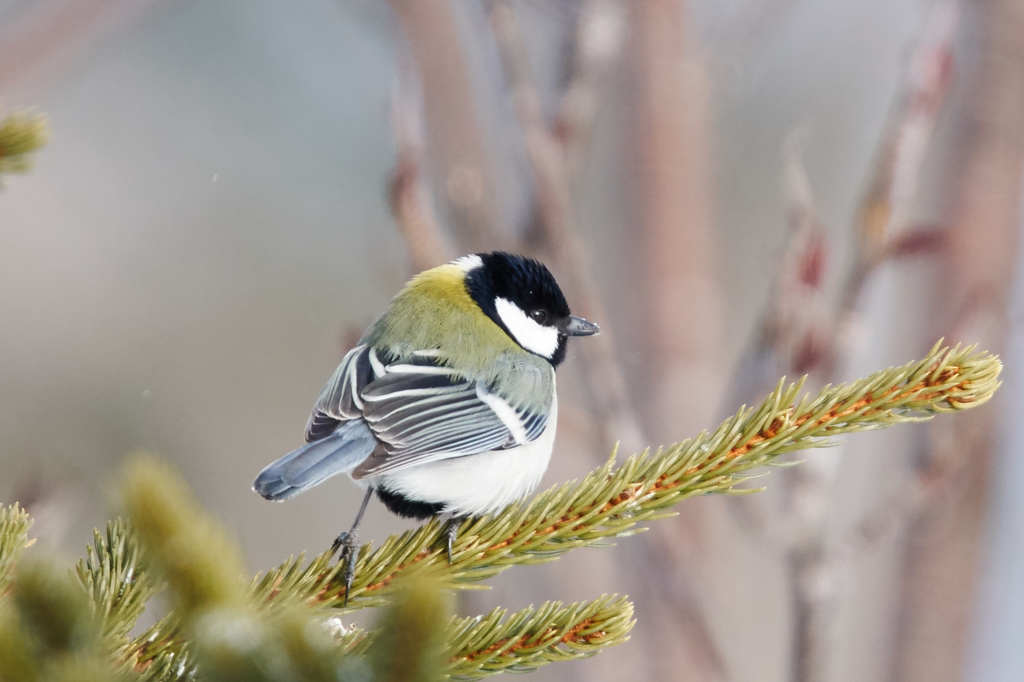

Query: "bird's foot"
<box><xmin>443</xmin><ymin>517</ymin><xmax>464</xmax><ymax>565</ymax></box>
<box><xmin>330</xmin><ymin>529</ymin><xmax>360</xmax><ymax>606</ymax></box>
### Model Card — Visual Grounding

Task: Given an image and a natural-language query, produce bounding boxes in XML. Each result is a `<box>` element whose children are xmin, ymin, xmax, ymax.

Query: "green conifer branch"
<box><xmin>366</xmin><ymin>577</ymin><xmax>450</xmax><ymax>682</ymax></box>
<box><xmin>0</xmin><ymin>557</ymin><xmax>132</xmax><ymax>682</ymax></box>
<box><xmin>130</xmin><ymin>615</ymin><xmax>190</xmax><ymax>681</ymax></box>
<box><xmin>0</xmin><ymin>343</ymin><xmax>1003</xmax><ymax>681</ymax></box>
<box><xmin>120</xmin><ymin>458</ymin><xmax>259</xmax><ymax>680</ymax></box>
<box><xmin>0</xmin><ymin>112</ymin><xmax>47</xmax><ymax>181</ymax></box>
<box><xmin>444</xmin><ymin>594</ymin><xmax>634</xmax><ymax>679</ymax></box>
<box><xmin>119</xmin><ymin>461</ymin><xmax>637</xmax><ymax>681</ymax></box>
<box><xmin>249</xmin><ymin>342</ymin><xmax>999</xmax><ymax>612</ymax></box>
<box><xmin>122</xmin><ymin>459</ymin><xmax>250</xmax><ymax>616</ymax></box>
<box><xmin>328</xmin><ymin>594</ymin><xmax>635</xmax><ymax>679</ymax></box>
<box><xmin>120</xmin><ymin>459</ymin><xmax>454</xmax><ymax>682</ymax></box>
<box><xmin>0</xmin><ymin>592</ymin><xmax>39</xmax><ymax>681</ymax></box>
<box><xmin>0</xmin><ymin>503</ymin><xmax>33</xmax><ymax>593</ymax></box>
<box><xmin>134</xmin><ymin>648</ymin><xmax>194</xmax><ymax>682</ymax></box>
<box><xmin>75</xmin><ymin>520</ymin><xmax>158</xmax><ymax>654</ymax></box>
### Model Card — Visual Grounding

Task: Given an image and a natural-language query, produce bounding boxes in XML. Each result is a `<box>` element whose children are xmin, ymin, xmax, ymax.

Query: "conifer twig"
<box><xmin>366</xmin><ymin>577</ymin><xmax>449</xmax><ymax>682</ymax></box>
<box><xmin>243</xmin><ymin>342</ymin><xmax>999</xmax><ymax>612</ymax></box>
<box><xmin>75</xmin><ymin>520</ymin><xmax>157</xmax><ymax>654</ymax></box>
<box><xmin>302</xmin><ymin>594</ymin><xmax>635</xmax><ymax>680</ymax></box>
<box><xmin>0</xmin><ymin>557</ymin><xmax>132</xmax><ymax>682</ymax></box>
<box><xmin>445</xmin><ymin>594</ymin><xmax>634</xmax><ymax>679</ymax></box>
<box><xmin>0</xmin><ymin>503</ymin><xmax>33</xmax><ymax>593</ymax></box>
<box><xmin>0</xmin><ymin>112</ymin><xmax>47</xmax><ymax>182</ymax></box>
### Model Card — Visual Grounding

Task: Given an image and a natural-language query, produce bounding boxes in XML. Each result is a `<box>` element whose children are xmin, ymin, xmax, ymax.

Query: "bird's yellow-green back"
<box><xmin>362</xmin><ymin>263</ymin><xmax>554</xmax><ymax>410</ymax></box>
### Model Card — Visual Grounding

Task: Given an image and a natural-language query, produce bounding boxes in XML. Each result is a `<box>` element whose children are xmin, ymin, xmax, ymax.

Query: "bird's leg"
<box><xmin>330</xmin><ymin>487</ymin><xmax>373</xmax><ymax>605</ymax></box>
<box><xmin>442</xmin><ymin>515</ymin><xmax>467</xmax><ymax>565</ymax></box>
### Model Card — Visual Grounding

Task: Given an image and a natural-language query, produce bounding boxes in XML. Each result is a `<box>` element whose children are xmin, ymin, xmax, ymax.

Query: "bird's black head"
<box><xmin>461</xmin><ymin>251</ymin><xmax>599</xmax><ymax>366</ymax></box>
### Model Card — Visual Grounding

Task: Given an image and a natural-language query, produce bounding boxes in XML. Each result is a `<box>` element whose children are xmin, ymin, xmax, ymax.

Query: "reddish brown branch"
<box><xmin>489</xmin><ymin>1</ymin><xmax>645</xmax><ymax>453</ymax></box>
<box><xmin>386</xmin><ymin>0</ymin><xmax>502</xmax><ymax>251</ymax></box>
<box><xmin>890</xmin><ymin>0</ymin><xmax>1024</xmax><ymax>677</ymax></box>
<box><xmin>387</xmin><ymin>68</ymin><xmax>452</xmax><ymax>272</ymax></box>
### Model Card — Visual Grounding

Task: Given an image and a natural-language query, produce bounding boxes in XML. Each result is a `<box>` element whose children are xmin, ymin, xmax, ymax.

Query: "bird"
<box><xmin>252</xmin><ymin>251</ymin><xmax>599</xmax><ymax>601</ymax></box>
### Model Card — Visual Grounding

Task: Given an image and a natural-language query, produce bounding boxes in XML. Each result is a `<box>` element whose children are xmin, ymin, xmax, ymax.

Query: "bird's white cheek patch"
<box><xmin>494</xmin><ymin>297</ymin><xmax>559</xmax><ymax>358</ymax></box>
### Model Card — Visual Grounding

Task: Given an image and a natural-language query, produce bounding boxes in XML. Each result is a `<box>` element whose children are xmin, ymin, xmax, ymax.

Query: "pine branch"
<box><xmin>131</xmin><ymin>615</ymin><xmax>190</xmax><ymax>680</ymax></box>
<box><xmin>247</xmin><ymin>342</ymin><xmax>999</xmax><ymax>612</ymax></box>
<box><xmin>323</xmin><ymin>594</ymin><xmax>635</xmax><ymax>679</ymax></box>
<box><xmin>134</xmin><ymin>648</ymin><xmax>194</xmax><ymax>682</ymax></box>
<box><xmin>0</xmin><ymin>503</ymin><xmax>33</xmax><ymax>593</ymax></box>
<box><xmin>5</xmin><ymin>343</ymin><xmax>1000</xmax><ymax>680</ymax></box>
<box><xmin>445</xmin><ymin>594</ymin><xmax>634</xmax><ymax>679</ymax></box>
<box><xmin>75</xmin><ymin>520</ymin><xmax>158</xmax><ymax>656</ymax></box>
<box><xmin>120</xmin><ymin>465</ymin><xmax>636</xmax><ymax>681</ymax></box>
<box><xmin>122</xmin><ymin>459</ymin><xmax>250</xmax><ymax>616</ymax></box>
<box><xmin>121</xmin><ymin>458</ymin><xmax>267</xmax><ymax>681</ymax></box>
<box><xmin>0</xmin><ymin>557</ymin><xmax>132</xmax><ymax>682</ymax></box>
<box><xmin>121</xmin><ymin>459</ymin><xmax>454</xmax><ymax>682</ymax></box>
<box><xmin>0</xmin><ymin>112</ymin><xmax>47</xmax><ymax>182</ymax></box>
<box><xmin>366</xmin><ymin>577</ymin><xmax>450</xmax><ymax>682</ymax></box>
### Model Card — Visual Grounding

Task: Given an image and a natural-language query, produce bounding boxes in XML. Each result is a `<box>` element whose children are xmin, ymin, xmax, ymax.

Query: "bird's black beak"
<box><xmin>561</xmin><ymin>315</ymin><xmax>600</xmax><ymax>337</ymax></box>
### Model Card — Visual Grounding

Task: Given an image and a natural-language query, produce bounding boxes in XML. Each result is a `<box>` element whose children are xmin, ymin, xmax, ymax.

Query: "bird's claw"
<box><xmin>330</xmin><ymin>529</ymin><xmax>360</xmax><ymax>606</ymax></box>
<box><xmin>444</xmin><ymin>518</ymin><xmax>460</xmax><ymax>565</ymax></box>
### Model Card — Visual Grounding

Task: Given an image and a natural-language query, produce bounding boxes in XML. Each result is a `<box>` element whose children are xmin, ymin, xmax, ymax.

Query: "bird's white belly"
<box><xmin>374</xmin><ymin>395</ymin><xmax>558</xmax><ymax>517</ymax></box>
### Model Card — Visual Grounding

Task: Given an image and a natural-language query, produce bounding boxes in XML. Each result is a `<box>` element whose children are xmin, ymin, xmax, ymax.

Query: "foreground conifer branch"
<box><xmin>0</xmin><ymin>343</ymin><xmax>1002</xmax><ymax>680</ymax></box>
<box><xmin>0</xmin><ymin>504</ymin><xmax>32</xmax><ymax>593</ymax></box>
<box><xmin>0</xmin><ymin>112</ymin><xmax>47</xmax><ymax>182</ymax></box>
<box><xmin>76</xmin><ymin>520</ymin><xmax>157</xmax><ymax>652</ymax></box>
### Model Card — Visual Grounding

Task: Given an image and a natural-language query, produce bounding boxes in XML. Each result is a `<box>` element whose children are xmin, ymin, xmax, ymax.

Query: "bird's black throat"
<box><xmin>375</xmin><ymin>486</ymin><xmax>445</xmax><ymax>520</ymax></box>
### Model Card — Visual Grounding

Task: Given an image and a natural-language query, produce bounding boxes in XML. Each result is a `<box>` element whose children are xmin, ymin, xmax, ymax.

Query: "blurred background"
<box><xmin>1</xmin><ymin>0</ymin><xmax>1022</xmax><ymax>680</ymax></box>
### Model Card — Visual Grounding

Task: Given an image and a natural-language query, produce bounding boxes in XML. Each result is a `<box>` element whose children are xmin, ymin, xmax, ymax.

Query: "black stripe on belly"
<box><xmin>376</xmin><ymin>486</ymin><xmax>445</xmax><ymax>520</ymax></box>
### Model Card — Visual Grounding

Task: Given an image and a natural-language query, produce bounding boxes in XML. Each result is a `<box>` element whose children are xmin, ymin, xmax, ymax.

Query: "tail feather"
<box><xmin>253</xmin><ymin>420</ymin><xmax>376</xmax><ymax>501</ymax></box>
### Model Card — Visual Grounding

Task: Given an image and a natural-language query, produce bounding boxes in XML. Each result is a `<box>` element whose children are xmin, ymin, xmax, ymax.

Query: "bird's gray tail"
<box><xmin>253</xmin><ymin>420</ymin><xmax>376</xmax><ymax>501</ymax></box>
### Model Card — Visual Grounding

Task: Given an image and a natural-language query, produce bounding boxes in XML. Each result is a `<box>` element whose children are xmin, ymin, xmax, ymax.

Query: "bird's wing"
<box><xmin>305</xmin><ymin>344</ymin><xmax>377</xmax><ymax>442</ymax></box>
<box><xmin>351</xmin><ymin>351</ymin><xmax>550</xmax><ymax>478</ymax></box>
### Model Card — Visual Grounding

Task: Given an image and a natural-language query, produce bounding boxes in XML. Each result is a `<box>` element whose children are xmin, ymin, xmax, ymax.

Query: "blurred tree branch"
<box><xmin>0</xmin><ymin>0</ymin><xmax>158</xmax><ymax>91</ymax></box>
<box><xmin>628</xmin><ymin>0</ymin><xmax>722</xmax><ymax>444</ymax></box>
<box><xmin>386</xmin><ymin>0</ymin><xmax>503</xmax><ymax>251</ymax></box>
<box><xmin>621</xmin><ymin>2</ymin><xmax>727</xmax><ymax>679</ymax></box>
<box><xmin>717</xmin><ymin>4</ymin><xmax>960</xmax><ymax>680</ymax></box>
<box><xmin>386</xmin><ymin>0</ymin><xmax>641</xmax><ymax>454</ymax></box>
<box><xmin>374</xmin><ymin>4</ymin><xmax>1013</xmax><ymax>682</ymax></box>
<box><xmin>552</xmin><ymin>0</ymin><xmax>625</xmax><ymax>178</ymax></box>
<box><xmin>388</xmin><ymin>61</ymin><xmax>452</xmax><ymax>272</ymax></box>
<box><xmin>489</xmin><ymin>0</ymin><xmax>645</xmax><ymax>454</ymax></box>
<box><xmin>890</xmin><ymin>0</ymin><xmax>1024</xmax><ymax>679</ymax></box>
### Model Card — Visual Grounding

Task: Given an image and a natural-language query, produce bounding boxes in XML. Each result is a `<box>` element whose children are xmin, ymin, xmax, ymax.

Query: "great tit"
<box><xmin>253</xmin><ymin>251</ymin><xmax>598</xmax><ymax>599</ymax></box>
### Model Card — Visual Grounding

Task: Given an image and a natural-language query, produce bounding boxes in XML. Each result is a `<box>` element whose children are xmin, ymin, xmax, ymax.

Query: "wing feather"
<box><xmin>353</xmin><ymin>359</ymin><xmax>551</xmax><ymax>479</ymax></box>
<box><xmin>303</xmin><ymin>346</ymin><xmax>552</xmax><ymax>476</ymax></box>
<box><xmin>305</xmin><ymin>345</ymin><xmax>373</xmax><ymax>442</ymax></box>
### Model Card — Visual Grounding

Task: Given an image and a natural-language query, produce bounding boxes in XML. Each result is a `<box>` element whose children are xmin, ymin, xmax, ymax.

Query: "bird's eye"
<box><xmin>529</xmin><ymin>309</ymin><xmax>549</xmax><ymax>325</ymax></box>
